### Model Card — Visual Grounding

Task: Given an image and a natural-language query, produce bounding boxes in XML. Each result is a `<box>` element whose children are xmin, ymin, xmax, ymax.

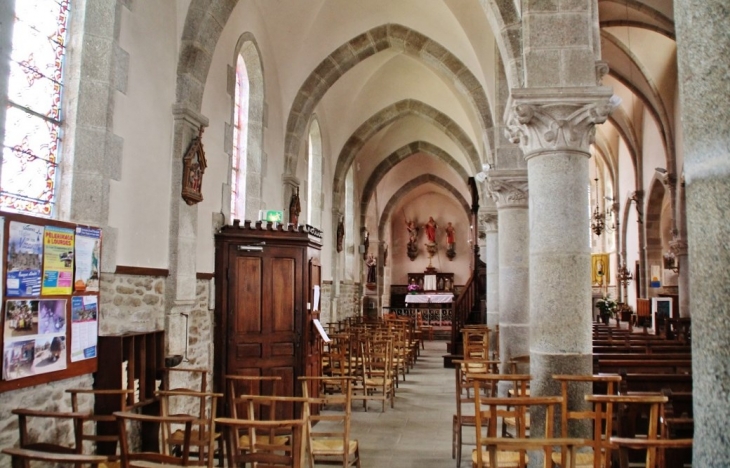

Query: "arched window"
<box><xmin>1</xmin><ymin>0</ymin><xmax>71</xmax><ymax>217</ymax></box>
<box><xmin>230</xmin><ymin>54</ymin><xmax>249</xmax><ymax>220</ymax></box>
<box><xmin>229</xmin><ymin>36</ymin><xmax>263</xmax><ymax>222</ymax></box>
<box><xmin>307</xmin><ymin>119</ymin><xmax>322</xmax><ymax>227</ymax></box>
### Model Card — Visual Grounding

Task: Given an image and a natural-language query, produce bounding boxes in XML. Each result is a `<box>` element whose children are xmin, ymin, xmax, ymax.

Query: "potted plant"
<box><xmin>407</xmin><ymin>281</ymin><xmax>422</xmax><ymax>295</ymax></box>
<box><xmin>595</xmin><ymin>295</ymin><xmax>617</xmax><ymax>325</ymax></box>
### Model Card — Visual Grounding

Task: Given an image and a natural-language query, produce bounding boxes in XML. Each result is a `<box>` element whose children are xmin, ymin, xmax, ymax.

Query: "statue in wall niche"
<box><xmin>424</xmin><ymin>216</ymin><xmax>438</xmax><ymax>244</ymax></box>
<box><xmin>365</xmin><ymin>253</ymin><xmax>377</xmax><ymax>285</ymax></box>
<box><xmin>289</xmin><ymin>187</ymin><xmax>301</xmax><ymax>225</ymax></box>
<box><xmin>404</xmin><ymin>214</ymin><xmax>419</xmax><ymax>260</ymax></box>
<box><xmin>445</xmin><ymin>222</ymin><xmax>456</xmax><ymax>261</ymax></box>
<box><xmin>336</xmin><ymin>216</ymin><xmax>344</xmax><ymax>253</ymax></box>
<box><xmin>181</xmin><ymin>125</ymin><xmax>207</xmax><ymax>206</ymax></box>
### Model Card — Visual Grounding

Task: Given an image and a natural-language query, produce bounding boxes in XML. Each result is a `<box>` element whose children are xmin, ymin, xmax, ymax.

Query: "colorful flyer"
<box><xmin>74</xmin><ymin>227</ymin><xmax>101</xmax><ymax>293</ymax></box>
<box><xmin>6</xmin><ymin>222</ymin><xmax>44</xmax><ymax>297</ymax></box>
<box><xmin>2</xmin><ymin>299</ymin><xmax>68</xmax><ymax>380</ymax></box>
<box><xmin>70</xmin><ymin>296</ymin><xmax>98</xmax><ymax>362</ymax></box>
<box><xmin>42</xmin><ymin>226</ymin><xmax>75</xmax><ymax>295</ymax></box>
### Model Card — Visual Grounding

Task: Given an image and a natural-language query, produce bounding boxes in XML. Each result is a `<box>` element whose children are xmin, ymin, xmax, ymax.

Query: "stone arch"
<box><xmin>332</xmin><ymin>99</ymin><xmax>480</xmax><ymax>209</ymax></box>
<box><xmin>603</xmin><ymin>31</ymin><xmax>675</xmax><ymax>178</ymax></box>
<box><xmin>283</xmin><ymin>24</ymin><xmax>494</xmax><ymax>177</ymax></box>
<box><xmin>230</xmin><ymin>32</ymin><xmax>265</xmax><ymax>221</ymax></box>
<box><xmin>599</xmin><ymin>0</ymin><xmax>675</xmax><ymax>40</ymax></box>
<box><xmin>360</xmin><ymin>141</ymin><xmax>469</xmax><ymax>227</ymax></box>
<box><xmin>377</xmin><ymin>174</ymin><xmax>470</xmax><ymax>239</ymax></box>
<box><xmin>477</xmin><ymin>0</ymin><xmax>523</xmax><ymax>88</ymax></box>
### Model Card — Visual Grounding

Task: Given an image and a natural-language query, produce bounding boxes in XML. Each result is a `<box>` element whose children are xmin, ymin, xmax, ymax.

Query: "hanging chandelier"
<box><xmin>591</xmin><ymin>178</ymin><xmax>605</xmax><ymax>236</ymax></box>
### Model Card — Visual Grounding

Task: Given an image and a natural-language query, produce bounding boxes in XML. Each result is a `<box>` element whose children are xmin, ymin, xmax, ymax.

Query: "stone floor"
<box><xmin>343</xmin><ymin>340</ymin><xmax>471</xmax><ymax>468</ymax></box>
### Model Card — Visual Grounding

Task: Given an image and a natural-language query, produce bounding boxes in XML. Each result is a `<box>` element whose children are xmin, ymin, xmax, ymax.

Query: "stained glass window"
<box><xmin>230</xmin><ymin>54</ymin><xmax>249</xmax><ymax>221</ymax></box>
<box><xmin>1</xmin><ymin>0</ymin><xmax>70</xmax><ymax>217</ymax></box>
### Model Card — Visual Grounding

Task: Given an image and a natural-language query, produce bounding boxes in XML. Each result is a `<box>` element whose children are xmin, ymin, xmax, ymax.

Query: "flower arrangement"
<box><xmin>407</xmin><ymin>282</ymin><xmax>422</xmax><ymax>294</ymax></box>
<box><xmin>596</xmin><ymin>295</ymin><xmax>618</xmax><ymax>318</ymax></box>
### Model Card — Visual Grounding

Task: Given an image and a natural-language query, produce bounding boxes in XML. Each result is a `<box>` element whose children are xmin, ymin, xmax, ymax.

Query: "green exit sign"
<box><xmin>259</xmin><ymin>210</ymin><xmax>284</xmax><ymax>223</ymax></box>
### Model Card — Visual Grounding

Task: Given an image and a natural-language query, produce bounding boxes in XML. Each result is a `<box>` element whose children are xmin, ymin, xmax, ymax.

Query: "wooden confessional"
<box><xmin>214</xmin><ymin>221</ymin><xmax>322</xmax><ymax>417</ymax></box>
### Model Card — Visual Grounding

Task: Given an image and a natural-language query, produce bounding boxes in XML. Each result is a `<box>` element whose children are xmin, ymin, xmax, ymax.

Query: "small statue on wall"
<box><xmin>445</xmin><ymin>221</ymin><xmax>456</xmax><ymax>260</ymax></box>
<box><xmin>181</xmin><ymin>126</ymin><xmax>207</xmax><ymax>205</ymax></box>
<box><xmin>365</xmin><ymin>253</ymin><xmax>377</xmax><ymax>285</ymax></box>
<box><xmin>336</xmin><ymin>216</ymin><xmax>344</xmax><ymax>253</ymax></box>
<box><xmin>289</xmin><ymin>187</ymin><xmax>301</xmax><ymax>225</ymax></box>
<box><xmin>361</xmin><ymin>228</ymin><xmax>370</xmax><ymax>261</ymax></box>
<box><xmin>404</xmin><ymin>215</ymin><xmax>419</xmax><ymax>261</ymax></box>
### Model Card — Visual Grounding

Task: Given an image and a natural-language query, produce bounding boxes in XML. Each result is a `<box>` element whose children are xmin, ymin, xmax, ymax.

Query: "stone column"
<box><xmin>675</xmin><ymin>1</ymin><xmax>730</xmax><ymax>464</ymax></box>
<box><xmin>486</xmin><ymin>171</ymin><xmax>529</xmax><ymax>380</ymax></box>
<box><xmin>506</xmin><ymin>88</ymin><xmax>614</xmax><ymax>437</ymax></box>
<box><xmin>482</xmin><ymin>212</ymin><xmax>499</xmax><ymax>356</ymax></box>
<box><xmin>166</xmin><ymin>105</ymin><xmax>209</xmax><ymax>355</ymax></box>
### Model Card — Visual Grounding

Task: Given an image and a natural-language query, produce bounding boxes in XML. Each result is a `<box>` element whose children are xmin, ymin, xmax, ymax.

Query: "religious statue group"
<box><xmin>404</xmin><ymin>216</ymin><xmax>456</xmax><ymax>261</ymax></box>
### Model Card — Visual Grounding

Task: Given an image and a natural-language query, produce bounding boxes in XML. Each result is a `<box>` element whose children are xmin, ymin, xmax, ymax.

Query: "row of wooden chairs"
<box><xmin>452</xmin><ymin>361</ymin><xmax>692</xmax><ymax>468</ymax></box>
<box><xmin>4</xmin><ymin>374</ymin><xmax>360</xmax><ymax>468</ymax></box>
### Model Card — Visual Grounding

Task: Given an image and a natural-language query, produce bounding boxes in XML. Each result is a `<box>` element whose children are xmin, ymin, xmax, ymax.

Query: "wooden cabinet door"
<box><xmin>226</xmin><ymin>244</ymin><xmax>302</xmax><ymax>418</ymax></box>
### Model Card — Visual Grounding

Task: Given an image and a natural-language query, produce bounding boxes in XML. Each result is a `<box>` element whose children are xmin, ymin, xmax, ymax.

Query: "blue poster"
<box><xmin>6</xmin><ymin>222</ymin><xmax>44</xmax><ymax>297</ymax></box>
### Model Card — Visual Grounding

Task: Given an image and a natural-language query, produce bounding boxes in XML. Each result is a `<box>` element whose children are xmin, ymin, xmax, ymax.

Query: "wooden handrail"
<box><xmin>450</xmin><ymin>271</ymin><xmax>478</xmax><ymax>355</ymax></box>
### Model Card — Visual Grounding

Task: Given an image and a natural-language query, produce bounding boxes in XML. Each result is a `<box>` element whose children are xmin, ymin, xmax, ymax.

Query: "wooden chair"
<box><xmin>462</xmin><ymin>328</ymin><xmax>490</xmax><ymax>361</ymax></box>
<box><xmin>551</xmin><ymin>374</ymin><xmax>622</xmax><ymax>468</ymax></box>
<box><xmin>12</xmin><ymin>408</ymin><xmax>87</xmax><ymax>455</ymax></box>
<box><xmin>585</xmin><ymin>394</ymin><xmax>668</xmax><ymax>468</ymax></box>
<box><xmin>114</xmin><ymin>411</ymin><xmax>196</xmax><ymax>468</ymax></box>
<box><xmin>609</xmin><ymin>438</ymin><xmax>693</xmax><ymax>468</ymax></box>
<box><xmin>472</xmin><ymin>393</ymin><xmax>587</xmax><ymax>468</ymax></box>
<box><xmin>67</xmin><ymin>388</ymin><xmax>134</xmax><ymax>459</ymax></box>
<box><xmin>162</xmin><ymin>367</ymin><xmax>209</xmax><ymax>393</ymax></box>
<box><xmin>225</xmin><ymin>375</ymin><xmax>291</xmax><ymax>463</ymax></box>
<box><xmin>225</xmin><ymin>375</ymin><xmax>282</xmax><ymax>415</ymax></box>
<box><xmin>156</xmin><ymin>390</ymin><xmax>223</xmax><ymax>467</ymax></box>
<box><xmin>452</xmin><ymin>360</ymin><xmax>484</xmax><ymax>468</ymax></box>
<box><xmin>358</xmin><ymin>338</ymin><xmax>395</xmax><ymax>412</ymax></box>
<box><xmin>466</xmin><ymin>373</ymin><xmax>531</xmax><ymax>438</ymax></box>
<box><xmin>299</xmin><ymin>376</ymin><xmax>360</xmax><ymax>468</ymax></box>
<box><xmin>2</xmin><ymin>447</ymin><xmax>109</xmax><ymax>468</ymax></box>
<box><xmin>214</xmin><ymin>395</ymin><xmax>310</xmax><ymax>468</ymax></box>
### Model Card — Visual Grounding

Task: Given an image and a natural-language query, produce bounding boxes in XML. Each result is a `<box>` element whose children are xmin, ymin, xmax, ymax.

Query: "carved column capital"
<box><xmin>505</xmin><ymin>87</ymin><xmax>616</xmax><ymax>159</ymax></box>
<box><xmin>669</xmin><ymin>238</ymin><xmax>689</xmax><ymax>257</ymax></box>
<box><xmin>480</xmin><ymin>213</ymin><xmax>498</xmax><ymax>232</ymax></box>
<box><xmin>486</xmin><ymin>171</ymin><xmax>529</xmax><ymax>209</ymax></box>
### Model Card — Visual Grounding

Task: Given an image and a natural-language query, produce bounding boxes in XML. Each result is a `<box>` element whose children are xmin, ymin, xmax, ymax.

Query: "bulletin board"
<box><xmin>0</xmin><ymin>211</ymin><xmax>101</xmax><ymax>392</ymax></box>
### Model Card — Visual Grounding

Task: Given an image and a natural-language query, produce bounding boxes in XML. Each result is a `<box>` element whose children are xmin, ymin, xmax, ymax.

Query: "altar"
<box><xmin>405</xmin><ymin>293</ymin><xmax>455</xmax><ymax>304</ymax></box>
<box><xmin>404</xmin><ymin>293</ymin><xmax>454</xmax><ymax>325</ymax></box>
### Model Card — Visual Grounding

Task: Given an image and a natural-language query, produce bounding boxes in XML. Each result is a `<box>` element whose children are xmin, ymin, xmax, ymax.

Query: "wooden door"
<box><xmin>226</xmin><ymin>243</ymin><xmax>302</xmax><ymax>418</ymax></box>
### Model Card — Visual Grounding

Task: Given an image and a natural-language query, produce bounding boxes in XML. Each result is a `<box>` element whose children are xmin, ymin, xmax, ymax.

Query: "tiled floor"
<box><xmin>343</xmin><ymin>340</ymin><xmax>471</xmax><ymax>468</ymax></box>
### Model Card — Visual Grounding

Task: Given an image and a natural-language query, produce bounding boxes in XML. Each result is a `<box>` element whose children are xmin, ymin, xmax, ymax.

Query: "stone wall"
<box><xmin>99</xmin><ymin>272</ymin><xmax>166</xmax><ymax>335</ymax></box>
<box><xmin>0</xmin><ymin>374</ymin><xmax>92</xmax><ymax>467</ymax></box>
<box><xmin>338</xmin><ymin>282</ymin><xmax>361</xmax><ymax>319</ymax></box>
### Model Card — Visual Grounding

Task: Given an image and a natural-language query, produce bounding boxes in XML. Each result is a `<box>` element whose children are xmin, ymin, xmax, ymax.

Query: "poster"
<box><xmin>70</xmin><ymin>296</ymin><xmax>98</xmax><ymax>362</ymax></box>
<box><xmin>2</xmin><ymin>299</ymin><xmax>67</xmax><ymax>380</ymax></box>
<box><xmin>42</xmin><ymin>226</ymin><xmax>75</xmax><ymax>295</ymax></box>
<box><xmin>74</xmin><ymin>227</ymin><xmax>101</xmax><ymax>292</ymax></box>
<box><xmin>6</xmin><ymin>222</ymin><xmax>44</xmax><ymax>297</ymax></box>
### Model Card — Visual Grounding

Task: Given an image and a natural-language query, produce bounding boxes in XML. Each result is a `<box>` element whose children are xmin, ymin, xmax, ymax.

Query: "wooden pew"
<box><xmin>593</xmin><ymin>345</ymin><xmax>692</xmax><ymax>354</ymax></box>
<box><xmin>595</xmin><ymin>359</ymin><xmax>691</xmax><ymax>375</ymax></box>
<box><xmin>619</xmin><ymin>373</ymin><xmax>693</xmax><ymax>393</ymax></box>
